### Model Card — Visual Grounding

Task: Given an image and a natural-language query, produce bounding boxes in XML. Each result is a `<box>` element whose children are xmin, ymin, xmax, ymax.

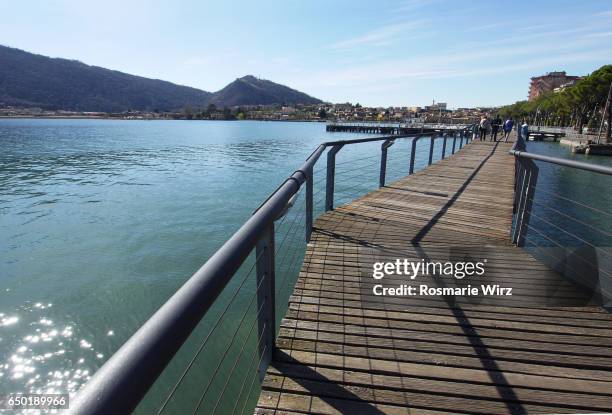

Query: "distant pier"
<box><xmin>326</xmin><ymin>122</ymin><xmax>571</xmax><ymax>142</ymax></box>
<box><xmin>325</xmin><ymin>121</ymin><xmax>464</xmax><ymax>135</ymax></box>
<box><xmin>527</xmin><ymin>131</ymin><xmax>563</xmax><ymax>142</ymax></box>
<box><xmin>534</xmin><ymin>126</ymin><xmax>612</xmax><ymax>155</ymax></box>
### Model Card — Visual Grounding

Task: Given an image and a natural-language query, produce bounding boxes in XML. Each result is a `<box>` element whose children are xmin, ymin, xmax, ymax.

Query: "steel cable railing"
<box><xmin>522</xmin><ymin>235</ymin><xmax>596</xmax><ymax>286</ymax></box>
<box><xmin>189</xmin><ymin>296</ymin><xmax>267</xmax><ymax>415</ymax></box>
<box><xmin>154</xmin><ymin>249</ymin><xmax>264</xmax><ymax>414</ymax></box>
<box><xmin>235</xmin><ymin>343</ymin><xmax>268</xmax><ymax>415</ymax></box>
<box><xmin>157</xmin><ymin>192</ymin><xmax>310</xmax><ymax>415</ymax></box>
<box><xmin>509</xmin><ymin>130</ymin><xmax>612</xmax><ymax>305</ymax></box>
<box><xmin>525</xmin><ymin>224</ymin><xmax>610</xmax><ymax>277</ymax></box>
<box><xmin>69</xmin><ymin>125</ymin><xmax>474</xmax><ymax>415</ymax></box>
<box><xmin>212</xmin><ymin>321</ymin><xmax>267</xmax><ymax>415</ymax></box>
<box><xmin>526</xmin><ymin>210</ymin><xmax>612</xmax><ymax>262</ymax></box>
<box><xmin>531</xmin><ymin>187</ymin><xmax>612</xmax><ymax>218</ymax></box>
<box><xmin>530</xmin><ymin>199</ymin><xmax>612</xmax><ymax>238</ymax></box>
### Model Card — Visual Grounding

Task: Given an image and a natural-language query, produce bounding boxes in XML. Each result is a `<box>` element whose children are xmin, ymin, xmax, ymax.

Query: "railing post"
<box><xmin>305</xmin><ymin>166</ymin><xmax>313</xmax><ymax>242</ymax></box>
<box><xmin>516</xmin><ymin>127</ymin><xmax>526</xmax><ymax>151</ymax></box>
<box><xmin>428</xmin><ymin>134</ymin><xmax>435</xmax><ymax>165</ymax></box>
<box><xmin>256</xmin><ymin>224</ymin><xmax>275</xmax><ymax>380</ymax></box>
<box><xmin>512</xmin><ymin>156</ymin><xmax>523</xmax><ymax>215</ymax></box>
<box><xmin>517</xmin><ymin>164</ymin><xmax>538</xmax><ymax>246</ymax></box>
<box><xmin>325</xmin><ymin>144</ymin><xmax>343</xmax><ymax>211</ymax></box>
<box><xmin>409</xmin><ymin>135</ymin><xmax>422</xmax><ymax>175</ymax></box>
<box><xmin>379</xmin><ymin>138</ymin><xmax>395</xmax><ymax>187</ymax></box>
<box><xmin>452</xmin><ymin>133</ymin><xmax>457</xmax><ymax>154</ymax></box>
<box><xmin>512</xmin><ymin>159</ymin><xmax>526</xmax><ymax>237</ymax></box>
<box><xmin>441</xmin><ymin>133</ymin><xmax>447</xmax><ymax>159</ymax></box>
<box><xmin>512</xmin><ymin>159</ymin><xmax>539</xmax><ymax>246</ymax></box>
<box><xmin>459</xmin><ymin>132</ymin><xmax>464</xmax><ymax>149</ymax></box>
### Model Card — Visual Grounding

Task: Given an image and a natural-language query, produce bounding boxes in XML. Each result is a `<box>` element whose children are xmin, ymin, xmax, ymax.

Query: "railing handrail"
<box><xmin>510</xmin><ymin>149</ymin><xmax>612</xmax><ymax>175</ymax></box>
<box><xmin>510</xmin><ymin>136</ymin><xmax>612</xmax><ymax>176</ymax></box>
<box><xmin>70</xmin><ymin>126</ymin><xmax>474</xmax><ymax>415</ymax></box>
<box><xmin>324</xmin><ymin>133</ymin><xmax>421</xmax><ymax>146</ymax></box>
<box><xmin>510</xmin><ymin>129</ymin><xmax>611</xmax><ymax>248</ymax></box>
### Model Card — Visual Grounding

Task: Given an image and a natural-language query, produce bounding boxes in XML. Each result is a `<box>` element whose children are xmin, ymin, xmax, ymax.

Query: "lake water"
<box><xmin>0</xmin><ymin>119</ymin><xmax>610</xmax><ymax>414</ymax></box>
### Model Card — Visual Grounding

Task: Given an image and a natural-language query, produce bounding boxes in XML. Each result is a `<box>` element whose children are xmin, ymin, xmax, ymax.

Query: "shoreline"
<box><xmin>0</xmin><ymin>116</ymin><xmax>327</xmax><ymax>122</ymax></box>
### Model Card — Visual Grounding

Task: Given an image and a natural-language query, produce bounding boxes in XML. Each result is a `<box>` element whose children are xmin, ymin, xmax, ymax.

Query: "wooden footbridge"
<box><xmin>255</xmin><ymin>141</ymin><xmax>612</xmax><ymax>414</ymax></box>
<box><xmin>71</xmin><ymin>130</ymin><xmax>612</xmax><ymax>415</ymax></box>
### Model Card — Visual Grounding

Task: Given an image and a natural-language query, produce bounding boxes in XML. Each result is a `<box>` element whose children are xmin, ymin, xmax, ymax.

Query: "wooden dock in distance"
<box><xmin>527</xmin><ymin>131</ymin><xmax>564</xmax><ymax>142</ymax></box>
<box><xmin>255</xmin><ymin>141</ymin><xmax>612</xmax><ymax>414</ymax></box>
<box><xmin>326</xmin><ymin>122</ymin><xmax>429</xmax><ymax>135</ymax></box>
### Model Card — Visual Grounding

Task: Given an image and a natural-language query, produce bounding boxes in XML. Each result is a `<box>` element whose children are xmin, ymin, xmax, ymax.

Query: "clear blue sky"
<box><xmin>2</xmin><ymin>0</ymin><xmax>612</xmax><ymax>108</ymax></box>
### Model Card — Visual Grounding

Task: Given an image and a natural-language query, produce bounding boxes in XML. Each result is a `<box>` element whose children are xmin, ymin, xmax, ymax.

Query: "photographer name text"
<box><xmin>371</xmin><ymin>259</ymin><xmax>513</xmax><ymax>297</ymax></box>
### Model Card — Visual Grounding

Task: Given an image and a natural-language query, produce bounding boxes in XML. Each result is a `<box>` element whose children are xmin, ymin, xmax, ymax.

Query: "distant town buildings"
<box><xmin>425</xmin><ymin>101</ymin><xmax>447</xmax><ymax>111</ymax></box>
<box><xmin>1</xmin><ymin>101</ymin><xmax>497</xmax><ymax>124</ymax></box>
<box><xmin>528</xmin><ymin>71</ymin><xmax>580</xmax><ymax>101</ymax></box>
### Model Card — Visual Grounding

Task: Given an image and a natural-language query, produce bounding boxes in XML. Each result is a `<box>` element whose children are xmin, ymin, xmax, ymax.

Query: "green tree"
<box><xmin>206</xmin><ymin>103</ymin><xmax>217</xmax><ymax>116</ymax></box>
<box><xmin>498</xmin><ymin>64</ymin><xmax>612</xmax><ymax>141</ymax></box>
<box><xmin>222</xmin><ymin>106</ymin><xmax>234</xmax><ymax>120</ymax></box>
<box><xmin>587</xmin><ymin>65</ymin><xmax>612</xmax><ymax>140</ymax></box>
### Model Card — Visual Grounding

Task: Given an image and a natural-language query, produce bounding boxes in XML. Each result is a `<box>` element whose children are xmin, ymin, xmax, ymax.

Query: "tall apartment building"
<box><xmin>528</xmin><ymin>71</ymin><xmax>580</xmax><ymax>101</ymax></box>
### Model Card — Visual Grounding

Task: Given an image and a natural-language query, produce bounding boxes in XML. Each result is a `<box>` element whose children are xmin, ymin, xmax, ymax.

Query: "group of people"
<box><xmin>478</xmin><ymin>115</ymin><xmax>524</xmax><ymax>142</ymax></box>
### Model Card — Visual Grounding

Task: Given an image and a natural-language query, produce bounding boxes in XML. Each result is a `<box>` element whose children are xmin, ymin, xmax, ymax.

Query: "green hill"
<box><xmin>0</xmin><ymin>46</ymin><xmax>323</xmax><ymax>112</ymax></box>
<box><xmin>209</xmin><ymin>75</ymin><xmax>322</xmax><ymax>107</ymax></box>
<box><xmin>0</xmin><ymin>45</ymin><xmax>213</xmax><ymax>112</ymax></box>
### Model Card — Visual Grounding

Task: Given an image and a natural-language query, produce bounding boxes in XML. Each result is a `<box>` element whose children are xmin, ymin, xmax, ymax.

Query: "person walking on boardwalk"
<box><xmin>479</xmin><ymin>115</ymin><xmax>490</xmax><ymax>141</ymax></box>
<box><xmin>491</xmin><ymin>115</ymin><xmax>502</xmax><ymax>141</ymax></box>
<box><xmin>520</xmin><ymin>120</ymin><xmax>529</xmax><ymax>143</ymax></box>
<box><xmin>503</xmin><ymin>117</ymin><xmax>514</xmax><ymax>142</ymax></box>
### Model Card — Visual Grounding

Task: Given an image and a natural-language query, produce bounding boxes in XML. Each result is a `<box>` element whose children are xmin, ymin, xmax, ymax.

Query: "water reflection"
<box><xmin>0</xmin><ymin>301</ymin><xmax>103</xmax><ymax>402</ymax></box>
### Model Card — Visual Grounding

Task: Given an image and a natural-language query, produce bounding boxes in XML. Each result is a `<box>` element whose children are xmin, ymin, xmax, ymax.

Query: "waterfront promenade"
<box><xmin>255</xmin><ymin>141</ymin><xmax>612</xmax><ymax>414</ymax></box>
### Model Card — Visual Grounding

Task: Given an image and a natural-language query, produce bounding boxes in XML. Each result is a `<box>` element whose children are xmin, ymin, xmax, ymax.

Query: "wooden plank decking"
<box><xmin>256</xmin><ymin>141</ymin><xmax>612</xmax><ymax>414</ymax></box>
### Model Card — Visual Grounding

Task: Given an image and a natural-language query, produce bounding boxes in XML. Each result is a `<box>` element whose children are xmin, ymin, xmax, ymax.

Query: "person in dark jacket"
<box><xmin>491</xmin><ymin>116</ymin><xmax>502</xmax><ymax>141</ymax></box>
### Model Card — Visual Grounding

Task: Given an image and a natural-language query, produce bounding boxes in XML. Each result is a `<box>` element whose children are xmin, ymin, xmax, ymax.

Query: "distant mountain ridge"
<box><xmin>0</xmin><ymin>45</ymin><xmax>322</xmax><ymax>112</ymax></box>
<box><xmin>209</xmin><ymin>75</ymin><xmax>321</xmax><ymax>107</ymax></box>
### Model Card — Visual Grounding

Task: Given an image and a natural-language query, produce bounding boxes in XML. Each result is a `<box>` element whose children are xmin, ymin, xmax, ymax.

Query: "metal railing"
<box><xmin>510</xmin><ymin>129</ymin><xmax>612</xmax><ymax>304</ymax></box>
<box><xmin>69</xmin><ymin>125</ymin><xmax>476</xmax><ymax>415</ymax></box>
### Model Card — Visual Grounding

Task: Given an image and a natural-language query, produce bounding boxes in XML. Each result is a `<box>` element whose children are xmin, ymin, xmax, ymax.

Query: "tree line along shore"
<box><xmin>499</xmin><ymin>65</ymin><xmax>612</xmax><ymax>141</ymax></box>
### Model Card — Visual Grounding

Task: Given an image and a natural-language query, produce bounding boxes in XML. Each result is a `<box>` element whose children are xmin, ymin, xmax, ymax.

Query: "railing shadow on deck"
<box><xmin>268</xmin><ymin>351</ymin><xmax>386</xmax><ymax>414</ymax></box>
<box><xmin>407</xmin><ymin>140</ymin><xmax>526</xmax><ymax>415</ymax></box>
